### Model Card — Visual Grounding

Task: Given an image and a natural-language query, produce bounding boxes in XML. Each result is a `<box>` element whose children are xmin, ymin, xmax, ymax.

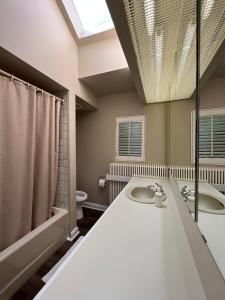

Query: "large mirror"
<box><xmin>167</xmin><ymin>0</ymin><xmax>225</xmax><ymax>277</ymax></box>
<box><xmin>193</xmin><ymin>0</ymin><xmax>225</xmax><ymax>279</ymax></box>
<box><xmin>169</xmin><ymin>1</ymin><xmax>225</xmax><ymax>249</ymax></box>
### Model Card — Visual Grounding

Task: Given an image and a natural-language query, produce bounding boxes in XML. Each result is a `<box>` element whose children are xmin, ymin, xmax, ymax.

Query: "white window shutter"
<box><xmin>118</xmin><ymin>122</ymin><xmax>129</xmax><ymax>156</ymax></box>
<box><xmin>213</xmin><ymin>114</ymin><xmax>225</xmax><ymax>158</ymax></box>
<box><xmin>129</xmin><ymin>121</ymin><xmax>142</xmax><ymax>157</ymax></box>
<box><xmin>194</xmin><ymin>108</ymin><xmax>225</xmax><ymax>164</ymax></box>
<box><xmin>199</xmin><ymin>116</ymin><xmax>212</xmax><ymax>158</ymax></box>
<box><xmin>116</xmin><ymin>115</ymin><xmax>145</xmax><ymax>162</ymax></box>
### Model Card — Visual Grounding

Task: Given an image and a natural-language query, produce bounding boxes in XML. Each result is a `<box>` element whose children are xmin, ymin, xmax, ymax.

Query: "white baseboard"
<box><xmin>82</xmin><ymin>201</ymin><xmax>108</xmax><ymax>212</ymax></box>
<box><xmin>67</xmin><ymin>226</ymin><xmax>80</xmax><ymax>242</ymax></box>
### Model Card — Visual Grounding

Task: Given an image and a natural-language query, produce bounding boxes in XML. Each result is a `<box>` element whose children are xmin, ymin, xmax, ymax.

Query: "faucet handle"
<box><xmin>155</xmin><ymin>182</ymin><xmax>162</xmax><ymax>188</ymax></box>
<box><xmin>155</xmin><ymin>182</ymin><xmax>163</xmax><ymax>193</ymax></box>
<box><xmin>181</xmin><ymin>185</ymin><xmax>187</xmax><ymax>192</ymax></box>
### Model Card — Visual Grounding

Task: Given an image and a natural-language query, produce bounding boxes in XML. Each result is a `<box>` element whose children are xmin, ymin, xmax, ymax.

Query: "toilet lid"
<box><xmin>76</xmin><ymin>191</ymin><xmax>88</xmax><ymax>202</ymax></box>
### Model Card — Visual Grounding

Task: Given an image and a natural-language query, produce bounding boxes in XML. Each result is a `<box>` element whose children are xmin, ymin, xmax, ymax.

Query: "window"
<box><xmin>72</xmin><ymin>0</ymin><xmax>114</xmax><ymax>37</ymax></box>
<box><xmin>192</xmin><ymin>108</ymin><xmax>225</xmax><ymax>165</ymax></box>
<box><xmin>115</xmin><ymin>115</ymin><xmax>145</xmax><ymax>162</ymax></box>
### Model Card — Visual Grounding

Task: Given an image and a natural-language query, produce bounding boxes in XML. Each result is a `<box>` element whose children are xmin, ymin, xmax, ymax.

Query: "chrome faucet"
<box><xmin>147</xmin><ymin>183</ymin><xmax>165</xmax><ymax>195</ymax></box>
<box><xmin>155</xmin><ymin>182</ymin><xmax>165</xmax><ymax>194</ymax></box>
<box><xmin>181</xmin><ymin>185</ymin><xmax>195</xmax><ymax>201</ymax></box>
<box><xmin>147</xmin><ymin>184</ymin><xmax>157</xmax><ymax>191</ymax></box>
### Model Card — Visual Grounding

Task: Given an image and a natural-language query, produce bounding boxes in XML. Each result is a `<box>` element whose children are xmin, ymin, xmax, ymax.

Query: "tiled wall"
<box><xmin>55</xmin><ymin>98</ymin><xmax>69</xmax><ymax>209</ymax></box>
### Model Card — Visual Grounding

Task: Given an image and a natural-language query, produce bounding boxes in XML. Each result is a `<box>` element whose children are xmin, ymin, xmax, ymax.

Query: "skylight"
<box><xmin>72</xmin><ymin>0</ymin><xmax>114</xmax><ymax>37</ymax></box>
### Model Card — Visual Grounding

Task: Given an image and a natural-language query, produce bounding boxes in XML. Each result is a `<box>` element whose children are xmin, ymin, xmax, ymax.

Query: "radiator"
<box><xmin>109</xmin><ymin>163</ymin><xmax>225</xmax><ymax>202</ymax></box>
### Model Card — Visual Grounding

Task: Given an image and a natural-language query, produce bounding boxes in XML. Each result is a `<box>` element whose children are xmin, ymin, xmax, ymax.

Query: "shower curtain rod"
<box><xmin>0</xmin><ymin>69</ymin><xmax>64</xmax><ymax>103</ymax></box>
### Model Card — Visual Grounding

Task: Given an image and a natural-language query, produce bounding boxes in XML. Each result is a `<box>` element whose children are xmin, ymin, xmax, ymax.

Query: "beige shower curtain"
<box><xmin>0</xmin><ymin>74</ymin><xmax>61</xmax><ymax>251</ymax></box>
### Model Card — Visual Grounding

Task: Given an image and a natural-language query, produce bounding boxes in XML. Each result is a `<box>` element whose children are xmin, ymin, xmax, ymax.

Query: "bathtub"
<box><xmin>0</xmin><ymin>207</ymin><xmax>68</xmax><ymax>300</ymax></box>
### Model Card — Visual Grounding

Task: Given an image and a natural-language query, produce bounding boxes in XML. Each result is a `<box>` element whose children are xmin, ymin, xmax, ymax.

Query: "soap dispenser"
<box><xmin>155</xmin><ymin>188</ymin><xmax>163</xmax><ymax>208</ymax></box>
<box><xmin>188</xmin><ymin>190</ymin><xmax>195</xmax><ymax>202</ymax></box>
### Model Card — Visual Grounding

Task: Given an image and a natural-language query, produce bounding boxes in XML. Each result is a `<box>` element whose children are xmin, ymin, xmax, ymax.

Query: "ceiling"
<box><xmin>79</xmin><ymin>68</ymin><xmax>136</xmax><ymax>97</ymax></box>
<box><xmin>76</xmin><ymin>95</ymin><xmax>97</xmax><ymax>111</ymax></box>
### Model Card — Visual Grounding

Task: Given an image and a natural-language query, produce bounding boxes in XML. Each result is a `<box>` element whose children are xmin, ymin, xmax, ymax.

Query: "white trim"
<box><xmin>115</xmin><ymin>156</ymin><xmax>145</xmax><ymax>162</ymax></box>
<box><xmin>106</xmin><ymin>174</ymin><xmax>131</xmax><ymax>182</ymax></box>
<box><xmin>191</xmin><ymin>110</ymin><xmax>195</xmax><ymax>164</ymax></box>
<box><xmin>115</xmin><ymin>115</ymin><xmax>145</xmax><ymax>162</ymax></box>
<box><xmin>60</xmin><ymin>0</ymin><xmax>83</xmax><ymax>38</ymax></box>
<box><xmin>197</xmin><ymin>107</ymin><xmax>225</xmax><ymax>116</ymax></box>
<box><xmin>198</xmin><ymin>158</ymin><xmax>225</xmax><ymax>165</ymax></box>
<box><xmin>82</xmin><ymin>201</ymin><xmax>108</xmax><ymax>212</ymax></box>
<box><xmin>191</xmin><ymin>108</ymin><xmax>225</xmax><ymax>165</ymax></box>
<box><xmin>67</xmin><ymin>226</ymin><xmax>80</xmax><ymax>242</ymax></box>
<box><xmin>42</xmin><ymin>236</ymin><xmax>84</xmax><ymax>283</ymax></box>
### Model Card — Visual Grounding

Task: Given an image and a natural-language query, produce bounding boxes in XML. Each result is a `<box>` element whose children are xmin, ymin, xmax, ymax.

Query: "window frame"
<box><xmin>191</xmin><ymin>107</ymin><xmax>225</xmax><ymax>165</ymax></box>
<box><xmin>115</xmin><ymin>115</ymin><xmax>145</xmax><ymax>162</ymax></box>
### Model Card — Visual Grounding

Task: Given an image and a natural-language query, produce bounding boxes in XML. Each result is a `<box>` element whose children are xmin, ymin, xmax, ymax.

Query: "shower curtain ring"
<box><xmin>10</xmin><ymin>75</ymin><xmax>14</xmax><ymax>81</ymax></box>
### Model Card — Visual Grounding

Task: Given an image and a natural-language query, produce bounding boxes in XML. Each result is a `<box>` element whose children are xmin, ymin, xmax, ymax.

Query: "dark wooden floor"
<box><xmin>11</xmin><ymin>208</ymin><xmax>104</xmax><ymax>300</ymax></box>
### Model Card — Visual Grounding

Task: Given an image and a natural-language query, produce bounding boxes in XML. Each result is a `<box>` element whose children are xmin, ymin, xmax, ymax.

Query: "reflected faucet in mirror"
<box><xmin>181</xmin><ymin>185</ymin><xmax>195</xmax><ymax>201</ymax></box>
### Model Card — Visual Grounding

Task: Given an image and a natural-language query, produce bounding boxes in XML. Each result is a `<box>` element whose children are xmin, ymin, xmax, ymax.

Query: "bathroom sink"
<box><xmin>126</xmin><ymin>186</ymin><xmax>155</xmax><ymax>204</ymax></box>
<box><xmin>187</xmin><ymin>193</ymin><xmax>225</xmax><ymax>215</ymax></box>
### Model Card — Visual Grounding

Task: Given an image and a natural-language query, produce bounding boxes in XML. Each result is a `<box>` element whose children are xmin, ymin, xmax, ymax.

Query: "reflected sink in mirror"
<box><xmin>187</xmin><ymin>193</ymin><xmax>225</xmax><ymax>215</ymax></box>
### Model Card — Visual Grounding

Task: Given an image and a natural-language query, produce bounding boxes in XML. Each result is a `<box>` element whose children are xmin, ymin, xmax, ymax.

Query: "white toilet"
<box><xmin>76</xmin><ymin>191</ymin><xmax>88</xmax><ymax>220</ymax></box>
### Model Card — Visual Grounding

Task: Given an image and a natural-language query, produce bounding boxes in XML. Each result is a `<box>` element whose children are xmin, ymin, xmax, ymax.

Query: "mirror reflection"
<box><xmin>169</xmin><ymin>3</ymin><xmax>225</xmax><ymax>282</ymax></box>
<box><xmin>196</xmin><ymin>61</ymin><xmax>225</xmax><ymax>278</ymax></box>
<box><xmin>168</xmin><ymin>0</ymin><xmax>225</xmax><ymax>280</ymax></box>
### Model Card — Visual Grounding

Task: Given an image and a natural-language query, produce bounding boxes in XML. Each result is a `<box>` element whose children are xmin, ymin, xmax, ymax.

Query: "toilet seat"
<box><xmin>76</xmin><ymin>191</ymin><xmax>88</xmax><ymax>203</ymax></box>
<box><xmin>76</xmin><ymin>191</ymin><xmax>88</xmax><ymax>220</ymax></box>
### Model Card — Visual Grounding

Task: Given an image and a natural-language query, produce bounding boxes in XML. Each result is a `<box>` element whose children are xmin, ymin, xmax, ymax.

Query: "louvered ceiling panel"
<box><xmin>123</xmin><ymin>0</ymin><xmax>225</xmax><ymax>103</ymax></box>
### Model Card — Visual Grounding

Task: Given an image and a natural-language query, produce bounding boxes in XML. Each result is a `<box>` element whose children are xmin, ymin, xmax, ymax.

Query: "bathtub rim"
<box><xmin>0</xmin><ymin>207</ymin><xmax>68</xmax><ymax>260</ymax></box>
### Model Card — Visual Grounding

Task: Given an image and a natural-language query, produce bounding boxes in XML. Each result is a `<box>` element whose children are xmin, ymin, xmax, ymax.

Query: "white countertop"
<box><xmin>35</xmin><ymin>177</ymin><xmax>205</xmax><ymax>300</ymax></box>
<box><xmin>177</xmin><ymin>180</ymin><xmax>225</xmax><ymax>279</ymax></box>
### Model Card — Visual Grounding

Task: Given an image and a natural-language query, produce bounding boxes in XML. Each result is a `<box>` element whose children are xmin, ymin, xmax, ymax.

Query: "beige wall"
<box><xmin>169</xmin><ymin>77</ymin><xmax>225</xmax><ymax>165</ymax></box>
<box><xmin>168</xmin><ymin>99</ymin><xmax>194</xmax><ymax>165</ymax></box>
<box><xmin>200</xmin><ymin>77</ymin><xmax>225</xmax><ymax>109</ymax></box>
<box><xmin>78</xmin><ymin>37</ymin><xmax>128</xmax><ymax>78</ymax></box>
<box><xmin>76</xmin><ymin>92</ymin><xmax>168</xmax><ymax>205</ymax></box>
<box><xmin>0</xmin><ymin>0</ymin><xmax>80</xmax><ymax>233</ymax></box>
